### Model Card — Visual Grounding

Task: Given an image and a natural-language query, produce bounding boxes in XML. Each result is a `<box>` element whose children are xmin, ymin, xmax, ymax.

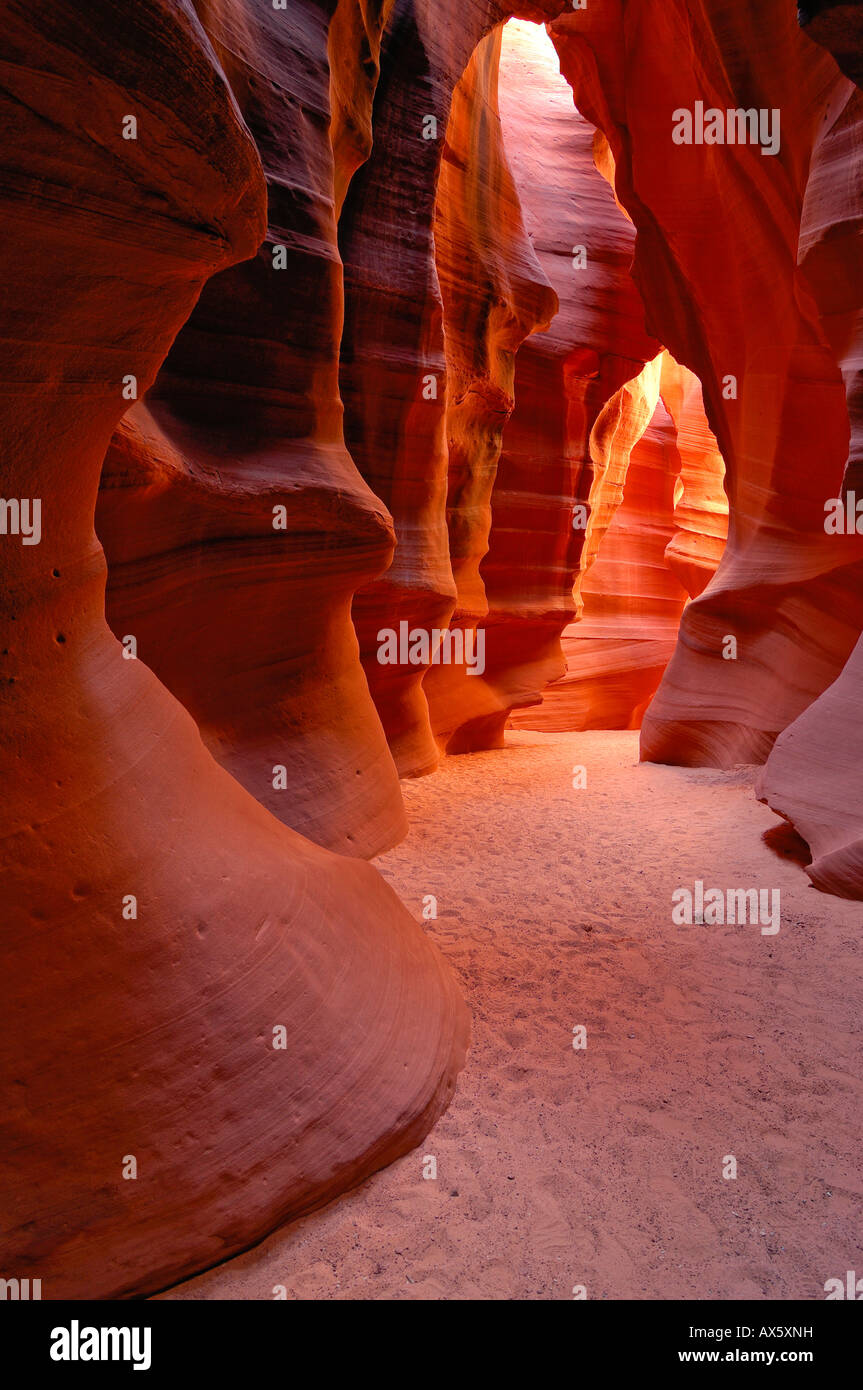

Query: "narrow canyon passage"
<box><xmin>4</xmin><ymin>0</ymin><xmax>863</xmax><ymax>1318</ymax></box>
<box><xmin>164</xmin><ymin>732</ymin><xmax>862</xmax><ymax>1301</ymax></box>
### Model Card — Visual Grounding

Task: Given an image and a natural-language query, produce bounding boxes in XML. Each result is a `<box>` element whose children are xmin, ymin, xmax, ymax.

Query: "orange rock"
<box><xmin>0</xmin><ymin>0</ymin><xmax>466</xmax><ymax>1299</ymax></box>
<box><xmin>428</xmin><ymin>19</ymin><xmax>661</xmax><ymax>751</ymax></box>
<box><xmin>758</xmin><ymin>74</ymin><xmax>863</xmax><ymax>898</ymax></box>
<box><xmin>339</xmin><ymin>4</ymin><xmax>573</xmax><ymax>773</ymax></box>
<box><xmin>96</xmin><ymin>0</ymin><xmax>405</xmax><ymax>857</ymax></box>
<box><xmin>423</xmin><ymin>26</ymin><xmax>558</xmax><ymax>751</ymax></box>
<box><xmin>523</xmin><ymin>359</ymin><xmax>676</xmax><ymax>729</ymax></box>
<box><xmin>660</xmin><ymin>355</ymin><xmax>729</xmax><ymax>601</ymax></box>
<box><xmin>516</xmin><ymin>351</ymin><xmax>727</xmax><ymax>732</ymax></box>
<box><xmin>551</xmin><ymin>0</ymin><xmax>863</xmax><ymax>768</ymax></box>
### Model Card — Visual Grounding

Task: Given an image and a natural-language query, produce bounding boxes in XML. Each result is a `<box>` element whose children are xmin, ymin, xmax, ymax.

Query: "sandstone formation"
<box><xmin>550</xmin><ymin>1</ymin><xmax>863</xmax><ymax>769</ymax></box>
<box><xmin>96</xmin><ymin>0</ymin><xmax>405</xmax><ymax>858</ymax></box>
<box><xmin>800</xmin><ymin>0</ymin><xmax>863</xmax><ymax>86</ymax></box>
<box><xmin>428</xmin><ymin>18</ymin><xmax>661</xmax><ymax>751</ymax></box>
<box><xmin>518</xmin><ymin>353</ymin><xmax>727</xmax><ymax>732</ymax></box>
<box><xmin>757</xmin><ymin>71</ymin><xmax>863</xmax><ymax>898</ymax></box>
<box><xmin>338</xmin><ymin>2</ymin><xmax>572</xmax><ymax>775</ymax></box>
<box><xmin>0</xmin><ymin>0</ymin><xmax>467</xmax><ymax>1300</ymax></box>
<box><xmin>660</xmin><ymin>355</ymin><xmax>729</xmax><ymax>602</ymax></box>
<box><xmin>5</xmin><ymin>0</ymin><xmax>863</xmax><ymax>1325</ymax></box>
<box><xmin>422</xmin><ymin>25</ymin><xmax>559</xmax><ymax>751</ymax></box>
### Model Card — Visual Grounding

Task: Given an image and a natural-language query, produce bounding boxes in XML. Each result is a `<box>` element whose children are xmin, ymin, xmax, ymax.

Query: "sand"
<box><xmin>160</xmin><ymin>731</ymin><xmax>863</xmax><ymax>1301</ymax></box>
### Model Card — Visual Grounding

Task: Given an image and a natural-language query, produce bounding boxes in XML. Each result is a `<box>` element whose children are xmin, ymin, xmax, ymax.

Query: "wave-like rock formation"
<box><xmin>757</xmin><ymin>33</ymin><xmax>863</xmax><ymax>898</ymax></box>
<box><xmin>518</xmin><ymin>353</ymin><xmax>727</xmax><ymax>732</ymax></box>
<box><xmin>516</xmin><ymin>359</ymin><xmax>672</xmax><ymax>732</ymax></box>
<box><xmin>95</xmin><ymin>0</ymin><xmax>406</xmax><ymax>858</ymax></box>
<box><xmin>423</xmin><ymin>24</ymin><xmax>558</xmax><ymax>751</ymax></box>
<box><xmin>660</xmin><ymin>355</ymin><xmax>729</xmax><ymax>602</ymax></box>
<box><xmin>338</xmin><ymin>3</ymin><xmax>572</xmax><ymax>775</ymax></box>
<box><xmin>0</xmin><ymin>0</ymin><xmax>467</xmax><ymax>1300</ymax></box>
<box><xmin>550</xmin><ymin>0</ymin><xmax>863</xmax><ymax>769</ymax></box>
<box><xmin>428</xmin><ymin>18</ymin><xmax>661</xmax><ymax>751</ymax></box>
<box><xmin>6</xmin><ymin>0</ymin><xmax>863</xmax><ymax>1320</ymax></box>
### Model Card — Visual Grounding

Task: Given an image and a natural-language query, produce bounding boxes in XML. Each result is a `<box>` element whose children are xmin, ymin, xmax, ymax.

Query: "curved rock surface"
<box><xmin>0</xmin><ymin>0</ymin><xmax>467</xmax><ymax>1300</ymax></box>
<box><xmin>96</xmin><ymin>0</ymin><xmax>405</xmax><ymax>858</ymax></box>
<box><xmin>518</xmin><ymin>353</ymin><xmax>727</xmax><ymax>731</ymax></box>
<box><xmin>660</xmin><ymin>355</ymin><xmax>729</xmax><ymax>602</ymax></box>
<box><xmin>800</xmin><ymin>1</ymin><xmax>863</xmax><ymax>86</ymax></box>
<box><xmin>551</xmin><ymin>0</ymin><xmax>863</xmax><ymax>769</ymax></box>
<box><xmin>757</xmin><ymin>71</ymin><xmax>863</xmax><ymax>898</ymax></box>
<box><xmin>431</xmin><ymin>18</ymin><xmax>661</xmax><ymax>751</ymax></box>
<box><xmin>338</xmin><ymin>2</ymin><xmax>571</xmax><ymax>774</ymax></box>
<box><xmin>520</xmin><ymin>359</ymin><xmax>674</xmax><ymax>730</ymax></box>
<box><xmin>423</xmin><ymin>24</ymin><xmax>558</xmax><ymax>751</ymax></box>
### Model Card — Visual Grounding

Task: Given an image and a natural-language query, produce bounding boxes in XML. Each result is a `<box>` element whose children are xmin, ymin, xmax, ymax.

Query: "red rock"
<box><xmin>516</xmin><ymin>350</ymin><xmax>727</xmax><ymax>732</ymax></box>
<box><xmin>800</xmin><ymin>1</ymin><xmax>863</xmax><ymax>86</ymax></box>
<box><xmin>428</xmin><ymin>18</ymin><xmax>661</xmax><ymax>751</ymax></box>
<box><xmin>660</xmin><ymin>355</ymin><xmax>729</xmax><ymax>601</ymax></box>
<box><xmin>551</xmin><ymin>1</ymin><xmax>863</xmax><ymax>769</ymax></box>
<box><xmin>758</xmin><ymin>78</ymin><xmax>863</xmax><ymax>898</ymax></box>
<box><xmin>522</xmin><ymin>359</ymin><xmax>673</xmax><ymax>729</ymax></box>
<box><xmin>339</xmin><ymin>3</ymin><xmax>573</xmax><ymax>774</ymax></box>
<box><xmin>423</xmin><ymin>25</ymin><xmax>558</xmax><ymax>751</ymax></box>
<box><xmin>0</xmin><ymin>0</ymin><xmax>466</xmax><ymax>1299</ymax></box>
<box><xmin>96</xmin><ymin>0</ymin><xmax>405</xmax><ymax>857</ymax></box>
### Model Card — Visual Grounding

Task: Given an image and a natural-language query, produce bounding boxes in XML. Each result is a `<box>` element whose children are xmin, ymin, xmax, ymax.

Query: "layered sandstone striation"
<box><xmin>0</xmin><ymin>0</ymin><xmax>467</xmax><ymax>1300</ymax></box>
<box><xmin>338</xmin><ymin>3</ymin><xmax>571</xmax><ymax>775</ymax></box>
<box><xmin>4</xmin><ymin>0</ymin><xmax>863</xmax><ymax>1329</ymax></box>
<box><xmin>551</xmin><ymin>0</ymin><xmax>863</xmax><ymax>769</ymax></box>
<box><xmin>660</xmin><ymin>356</ymin><xmax>729</xmax><ymax>602</ymax></box>
<box><xmin>757</xmin><ymin>68</ymin><xmax>863</xmax><ymax>898</ymax></box>
<box><xmin>96</xmin><ymin>0</ymin><xmax>405</xmax><ymax>858</ymax></box>
<box><xmin>429</xmin><ymin>18</ymin><xmax>661</xmax><ymax>751</ymax></box>
<box><xmin>519</xmin><ymin>353</ymin><xmax>727</xmax><ymax>732</ymax></box>
<box><xmin>422</xmin><ymin>25</ymin><xmax>558</xmax><ymax>751</ymax></box>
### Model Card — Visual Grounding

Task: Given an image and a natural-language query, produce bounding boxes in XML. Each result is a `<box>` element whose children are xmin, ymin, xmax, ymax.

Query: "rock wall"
<box><xmin>338</xmin><ymin>2</ymin><xmax>571</xmax><ymax>774</ymax></box>
<box><xmin>5</xmin><ymin>0</ymin><xmax>863</xmax><ymax>1315</ymax></box>
<box><xmin>518</xmin><ymin>352</ymin><xmax>727</xmax><ymax>732</ymax></box>
<box><xmin>800</xmin><ymin>0</ymin><xmax>863</xmax><ymax>86</ymax></box>
<box><xmin>431</xmin><ymin>18</ymin><xmax>661</xmax><ymax>751</ymax></box>
<box><xmin>551</xmin><ymin>0</ymin><xmax>863</xmax><ymax>769</ymax></box>
<box><xmin>660</xmin><ymin>355</ymin><xmax>729</xmax><ymax>602</ymax></box>
<box><xmin>0</xmin><ymin>0</ymin><xmax>467</xmax><ymax>1300</ymax></box>
<box><xmin>757</xmin><ymin>46</ymin><xmax>863</xmax><ymax>897</ymax></box>
<box><xmin>422</xmin><ymin>24</ymin><xmax>558</xmax><ymax>750</ymax></box>
<box><xmin>96</xmin><ymin>0</ymin><xmax>406</xmax><ymax>858</ymax></box>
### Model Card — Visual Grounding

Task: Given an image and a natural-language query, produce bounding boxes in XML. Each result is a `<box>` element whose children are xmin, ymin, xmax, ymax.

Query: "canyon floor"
<box><xmin>161</xmin><ymin>731</ymin><xmax>863</xmax><ymax>1301</ymax></box>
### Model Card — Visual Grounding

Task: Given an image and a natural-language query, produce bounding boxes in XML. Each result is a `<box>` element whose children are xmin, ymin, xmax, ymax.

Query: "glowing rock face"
<box><xmin>338</xmin><ymin>3</ymin><xmax>572</xmax><ymax>775</ymax></box>
<box><xmin>551</xmin><ymin>0</ymin><xmax>863</xmax><ymax>770</ymax></box>
<box><xmin>428</xmin><ymin>18</ymin><xmax>662</xmax><ymax>751</ymax></box>
<box><xmin>518</xmin><ymin>353</ymin><xmax>728</xmax><ymax>733</ymax></box>
<box><xmin>0</xmin><ymin>0</ymin><xmax>467</xmax><ymax>1300</ymax></box>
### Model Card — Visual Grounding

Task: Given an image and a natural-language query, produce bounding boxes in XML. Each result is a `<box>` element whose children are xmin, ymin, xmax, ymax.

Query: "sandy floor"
<box><xmin>161</xmin><ymin>731</ymin><xmax>863</xmax><ymax>1301</ymax></box>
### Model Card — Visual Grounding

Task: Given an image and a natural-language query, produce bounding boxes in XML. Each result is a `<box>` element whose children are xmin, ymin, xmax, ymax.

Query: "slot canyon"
<box><xmin>1</xmin><ymin>0</ymin><xmax>863</xmax><ymax>1310</ymax></box>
